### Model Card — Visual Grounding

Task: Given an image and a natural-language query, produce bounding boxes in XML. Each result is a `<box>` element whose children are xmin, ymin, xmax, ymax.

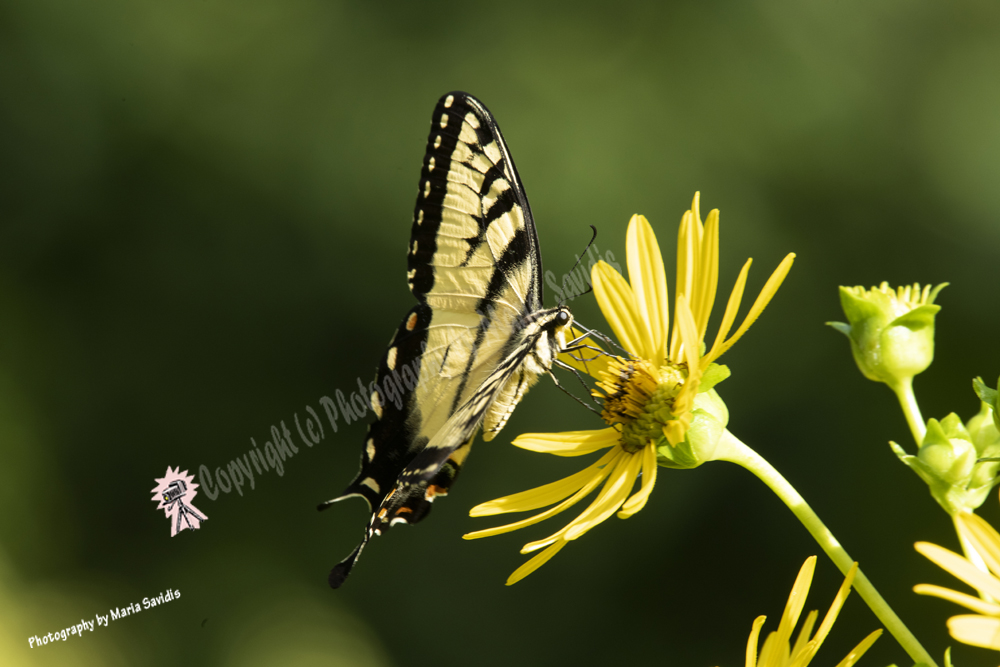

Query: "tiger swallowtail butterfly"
<box><xmin>320</xmin><ymin>92</ymin><xmax>576</xmax><ymax>588</ymax></box>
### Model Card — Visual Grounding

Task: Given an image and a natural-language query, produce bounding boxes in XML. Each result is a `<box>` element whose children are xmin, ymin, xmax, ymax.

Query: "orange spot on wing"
<box><xmin>396</xmin><ymin>506</ymin><xmax>414</xmax><ymax>515</ymax></box>
<box><xmin>406</xmin><ymin>313</ymin><xmax>418</xmax><ymax>331</ymax></box>
<box><xmin>425</xmin><ymin>485</ymin><xmax>448</xmax><ymax>499</ymax></box>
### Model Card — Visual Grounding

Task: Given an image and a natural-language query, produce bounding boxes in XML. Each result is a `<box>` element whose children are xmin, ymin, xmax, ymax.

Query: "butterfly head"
<box><xmin>547</xmin><ymin>306</ymin><xmax>574</xmax><ymax>351</ymax></box>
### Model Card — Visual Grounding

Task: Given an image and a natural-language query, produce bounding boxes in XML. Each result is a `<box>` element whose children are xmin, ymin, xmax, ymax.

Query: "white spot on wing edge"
<box><xmin>428</xmin><ymin>157</ymin><xmax>436</xmax><ymax>172</ymax></box>
<box><xmin>387</xmin><ymin>347</ymin><xmax>398</xmax><ymax>370</ymax></box>
<box><xmin>361</xmin><ymin>477</ymin><xmax>380</xmax><ymax>493</ymax></box>
<box><xmin>366</xmin><ymin>438</ymin><xmax>376</xmax><ymax>460</ymax></box>
<box><xmin>423</xmin><ymin>180</ymin><xmax>431</xmax><ymax>198</ymax></box>
<box><xmin>434</xmin><ymin>135</ymin><xmax>442</xmax><ymax>149</ymax></box>
<box><xmin>371</xmin><ymin>392</ymin><xmax>383</xmax><ymax>419</ymax></box>
<box><xmin>417</xmin><ymin>209</ymin><xmax>424</xmax><ymax>225</ymax></box>
<box><xmin>439</xmin><ymin>113</ymin><xmax>448</xmax><ymax>128</ymax></box>
<box><xmin>444</xmin><ymin>94</ymin><xmax>454</xmax><ymax>108</ymax></box>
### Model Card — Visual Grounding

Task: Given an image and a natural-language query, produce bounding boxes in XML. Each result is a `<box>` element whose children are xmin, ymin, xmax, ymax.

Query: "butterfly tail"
<box><xmin>329</xmin><ymin>541</ymin><xmax>364</xmax><ymax>589</ymax></box>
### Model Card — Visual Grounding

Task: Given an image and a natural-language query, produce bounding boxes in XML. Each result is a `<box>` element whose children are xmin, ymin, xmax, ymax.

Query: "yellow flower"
<box><xmin>915</xmin><ymin>512</ymin><xmax>1000</xmax><ymax>650</ymax></box>
<box><xmin>742</xmin><ymin>557</ymin><xmax>882</xmax><ymax>667</ymax></box>
<box><xmin>464</xmin><ymin>193</ymin><xmax>795</xmax><ymax>584</ymax></box>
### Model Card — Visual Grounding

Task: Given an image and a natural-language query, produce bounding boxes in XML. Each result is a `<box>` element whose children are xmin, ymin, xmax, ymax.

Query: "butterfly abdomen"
<box><xmin>481</xmin><ymin>306</ymin><xmax>574</xmax><ymax>441</ymax></box>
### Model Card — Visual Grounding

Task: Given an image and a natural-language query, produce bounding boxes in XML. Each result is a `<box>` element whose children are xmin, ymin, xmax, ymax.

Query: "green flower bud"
<box><xmin>917</xmin><ymin>416</ymin><xmax>976</xmax><ymax>484</ymax></box>
<box><xmin>893</xmin><ymin>412</ymin><xmax>999</xmax><ymax>514</ymax></box>
<box><xmin>828</xmin><ymin>282</ymin><xmax>946</xmax><ymax>388</ymax></box>
<box><xmin>657</xmin><ymin>389</ymin><xmax>729</xmax><ymax>469</ymax></box>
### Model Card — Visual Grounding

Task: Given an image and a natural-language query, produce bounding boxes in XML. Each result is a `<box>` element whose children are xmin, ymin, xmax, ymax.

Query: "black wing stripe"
<box><xmin>480</xmin><ymin>225</ymin><xmax>532</xmax><ymax>313</ymax></box>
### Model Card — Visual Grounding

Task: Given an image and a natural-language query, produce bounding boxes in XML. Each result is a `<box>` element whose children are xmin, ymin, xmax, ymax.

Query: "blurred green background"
<box><xmin>3</xmin><ymin>1</ymin><xmax>1000</xmax><ymax>665</ymax></box>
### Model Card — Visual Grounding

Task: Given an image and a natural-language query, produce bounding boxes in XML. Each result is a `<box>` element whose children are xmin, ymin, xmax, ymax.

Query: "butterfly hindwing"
<box><xmin>331</xmin><ymin>303</ymin><xmax>431</xmax><ymax>512</ymax></box>
<box><xmin>323</xmin><ymin>92</ymin><xmax>573</xmax><ymax>588</ymax></box>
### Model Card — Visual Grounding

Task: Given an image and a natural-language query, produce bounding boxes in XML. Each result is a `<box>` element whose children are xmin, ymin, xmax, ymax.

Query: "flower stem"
<box><xmin>892</xmin><ymin>377</ymin><xmax>925</xmax><ymax>446</ymax></box>
<box><xmin>714</xmin><ymin>430</ymin><xmax>937</xmax><ymax>667</ymax></box>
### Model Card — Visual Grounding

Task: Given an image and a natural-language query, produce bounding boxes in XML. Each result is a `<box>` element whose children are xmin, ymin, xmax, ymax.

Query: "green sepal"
<box><xmin>837</xmin><ymin>286</ymin><xmax>884</xmax><ymax>328</ymax></box>
<box><xmin>890</xmin><ymin>303</ymin><xmax>940</xmax><ymax>330</ymax></box>
<box><xmin>657</xmin><ymin>437</ymin><xmax>701</xmax><ymax>469</ymax></box>
<box><xmin>656</xmin><ymin>389</ymin><xmax>729</xmax><ymax>469</ymax></box>
<box><xmin>698</xmin><ymin>363</ymin><xmax>730</xmax><ymax>393</ymax></box>
<box><xmin>827</xmin><ymin>321</ymin><xmax>851</xmax><ymax>337</ymax></box>
<box><xmin>973</xmin><ymin>376</ymin><xmax>1000</xmax><ymax>432</ymax></box>
<box><xmin>973</xmin><ymin>376</ymin><xmax>998</xmax><ymax>406</ymax></box>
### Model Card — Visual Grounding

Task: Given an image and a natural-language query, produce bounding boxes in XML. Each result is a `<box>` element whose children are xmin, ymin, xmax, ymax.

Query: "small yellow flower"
<box><xmin>915</xmin><ymin>512</ymin><xmax>1000</xmax><ymax>650</ymax></box>
<box><xmin>465</xmin><ymin>193</ymin><xmax>795</xmax><ymax>584</ymax></box>
<box><xmin>742</xmin><ymin>557</ymin><xmax>881</xmax><ymax>667</ymax></box>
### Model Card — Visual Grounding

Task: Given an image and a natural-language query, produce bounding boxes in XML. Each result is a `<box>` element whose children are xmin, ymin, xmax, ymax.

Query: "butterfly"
<box><xmin>320</xmin><ymin>91</ymin><xmax>580</xmax><ymax>588</ymax></box>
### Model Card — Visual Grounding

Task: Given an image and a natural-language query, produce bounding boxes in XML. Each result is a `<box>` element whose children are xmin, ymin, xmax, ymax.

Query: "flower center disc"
<box><xmin>593</xmin><ymin>357</ymin><xmax>685</xmax><ymax>453</ymax></box>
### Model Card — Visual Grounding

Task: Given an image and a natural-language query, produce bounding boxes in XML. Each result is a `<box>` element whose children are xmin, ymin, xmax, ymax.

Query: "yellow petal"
<box><xmin>710</xmin><ymin>253</ymin><xmax>795</xmax><ymax>361</ymax></box>
<box><xmin>662</xmin><ymin>413</ymin><xmax>692</xmax><ymax>447</ymax></box>
<box><xmin>832</xmin><ymin>630</ymin><xmax>882</xmax><ymax>667</ymax></box>
<box><xmin>704</xmin><ymin>258</ymin><xmax>751</xmax><ymax>367</ymax></box>
<box><xmin>505</xmin><ymin>539</ymin><xmax>568</xmax><ymax>585</ymax></box>
<box><xmin>691</xmin><ymin>208</ymin><xmax>720</xmax><ymax>343</ymax></box>
<box><xmin>674</xmin><ymin>194</ymin><xmax>704</xmax><ymax>318</ymax></box>
<box><xmin>915</xmin><ymin>541</ymin><xmax>1000</xmax><ymax>601</ymax></box>
<box><xmin>520</xmin><ymin>449</ymin><xmax>634</xmax><ymax>552</ymax></box>
<box><xmin>626</xmin><ymin>214</ymin><xmax>668</xmax><ymax>365</ymax></box>
<box><xmin>745</xmin><ymin>615</ymin><xmax>767</xmax><ymax>667</ymax></box>
<box><xmin>617</xmin><ymin>442</ymin><xmax>657</xmax><ymax>518</ymax></box>
<box><xmin>671</xmin><ymin>211</ymin><xmax>696</xmax><ymax>360</ymax></box>
<box><xmin>664</xmin><ymin>295</ymin><xmax>703</xmax><ymax>446</ymax></box>
<box><xmin>774</xmin><ymin>557</ymin><xmax>816</xmax><ymax>656</ymax></box>
<box><xmin>463</xmin><ymin>462</ymin><xmax>613</xmax><ymax>540</ymax></box>
<box><xmin>801</xmin><ymin>562</ymin><xmax>857</xmax><ymax>663</ymax></box>
<box><xmin>564</xmin><ymin>450</ymin><xmax>642</xmax><ymax>541</ymax></box>
<box><xmin>957</xmin><ymin>512</ymin><xmax>1000</xmax><ymax>578</ymax></box>
<box><xmin>789</xmin><ymin>610</ymin><xmax>818</xmax><ymax>659</ymax></box>
<box><xmin>469</xmin><ymin>448</ymin><xmax>619</xmax><ymax>516</ymax></box>
<box><xmin>592</xmin><ymin>260</ymin><xmax>652</xmax><ymax>358</ymax></box>
<box><xmin>512</xmin><ymin>428</ymin><xmax>619</xmax><ymax>457</ymax></box>
<box><xmin>558</xmin><ymin>326</ymin><xmax>611</xmax><ymax>379</ymax></box>
<box><xmin>947</xmin><ymin>614</ymin><xmax>1000</xmax><ymax>650</ymax></box>
<box><xmin>913</xmin><ymin>583</ymin><xmax>1000</xmax><ymax>615</ymax></box>
<box><xmin>813</xmin><ymin>562</ymin><xmax>857</xmax><ymax>640</ymax></box>
<box><xmin>757</xmin><ymin>631</ymin><xmax>786</xmax><ymax>667</ymax></box>
<box><xmin>674</xmin><ymin>295</ymin><xmax>702</xmax><ymax>380</ymax></box>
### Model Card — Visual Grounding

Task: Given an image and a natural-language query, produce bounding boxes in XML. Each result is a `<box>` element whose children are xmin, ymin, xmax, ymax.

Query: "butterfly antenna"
<box><xmin>557</xmin><ymin>225</ymin><xmax>600</xmax><ymax>306</ymax></box>
<box><xmin>587</xmin><ymin>327</ymin><xmax>633</xmax><ymax>359</ymax></box>
<box><xmin>566</xmin><ymin>320</ymin><xmax>634</xmax><ymax>361</ymax></box>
